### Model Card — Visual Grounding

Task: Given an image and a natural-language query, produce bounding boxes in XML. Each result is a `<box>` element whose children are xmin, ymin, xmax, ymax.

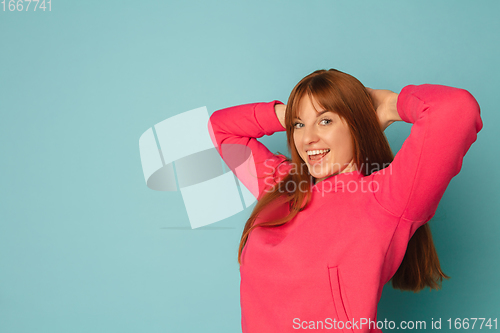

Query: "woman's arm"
<box><xmin>366</xmin><ymin>87</ymin><xmax>403</xmax><ymax>130</ymax></box>
<box><xmin>368</xmin><ymin>84</ymin><xmax>483</xmax><ymax>226</ymax></box>
<box><xmin>274</xmin><ymin>103</ymin><xmax>287</xmax><ymax>128</ymax></box>
<box><xmin>208</xmin><ymin>101</ymin><xmax>290</xmax><ymax>200</ymax></box>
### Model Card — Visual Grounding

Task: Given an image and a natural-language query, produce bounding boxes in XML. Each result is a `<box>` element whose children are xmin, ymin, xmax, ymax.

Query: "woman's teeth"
<box><xmin>307</xmin><ymin>149</ymin><xmax>330</xmax><ymax>161</ymax></box>
<box><xmin>307</xmin><ymin>149</ymin><xmax>330</xmax><ymax>156</ymax></box>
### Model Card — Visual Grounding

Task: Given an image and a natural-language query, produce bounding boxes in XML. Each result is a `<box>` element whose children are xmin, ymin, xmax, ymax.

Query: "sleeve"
<box><xmin>207</xmin><ymin>100</ymin><xmax>290</xmax><ymax>200</ymax></box>
<box><xmin>370</xmin><ymin>84</ymin><xmax>483</xmax><ymax>225</ymax></box>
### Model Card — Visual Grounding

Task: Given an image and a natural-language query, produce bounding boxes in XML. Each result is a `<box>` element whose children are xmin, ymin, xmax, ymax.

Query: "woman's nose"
<box><xmin>303</xmin><ymin>126</ymin><xmax>319</xmax><ymax>145</ymax></box>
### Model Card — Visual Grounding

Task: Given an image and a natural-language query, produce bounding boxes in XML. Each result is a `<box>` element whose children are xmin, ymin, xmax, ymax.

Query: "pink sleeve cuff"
<box><xmin>254</xmin><ymin>100</ymin><xmax>286</xmax><ymax>135</ymax></box>
<box><xmin>396</xmin><ymin>84</ymin><xmax>419</xmax><ymax>124</ymax></box>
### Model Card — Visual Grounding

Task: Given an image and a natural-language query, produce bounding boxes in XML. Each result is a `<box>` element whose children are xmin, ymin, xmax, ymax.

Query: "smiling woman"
<box><xmin>292</xmin><ymin>95</ymin><xmax>356</xmax><ymax>184</ymax></box>
<box><xmin>207</xmin><ymin>68</ymin><xmax>483</xmax><ymax>333</ymax></box>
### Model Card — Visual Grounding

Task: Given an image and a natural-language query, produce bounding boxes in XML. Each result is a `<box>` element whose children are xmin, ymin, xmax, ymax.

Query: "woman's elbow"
<box><xmin>451</xmin><ymin>89</ymin><xmax>483</xmax><ymax>134</ymax></box>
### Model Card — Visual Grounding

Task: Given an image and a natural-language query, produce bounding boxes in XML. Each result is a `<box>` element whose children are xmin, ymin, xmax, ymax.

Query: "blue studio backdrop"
<box><xmin>1</xmin><ymin>1</ymin><xmax>499</xmax><ymax>332</ymax></box>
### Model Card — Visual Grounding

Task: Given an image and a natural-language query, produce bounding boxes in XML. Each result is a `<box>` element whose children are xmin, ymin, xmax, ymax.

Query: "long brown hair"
<box><xmin>237</xmin><ymin>68</ymin><xmax>449</xmax><ymax>292</ymax></box>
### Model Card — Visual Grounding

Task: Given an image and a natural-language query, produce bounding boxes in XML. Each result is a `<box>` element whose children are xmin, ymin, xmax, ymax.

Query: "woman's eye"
<box><xmin>293</xmin><ymin>119</ymin><xmax>331</xmax><ymax>129</ymax></box>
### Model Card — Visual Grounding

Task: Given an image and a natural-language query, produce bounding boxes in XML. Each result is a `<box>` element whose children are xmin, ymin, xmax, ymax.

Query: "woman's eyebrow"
<box><xmin>294</xmin><ymin>110</ymin><xmax>332</xmax><ymax>120</ymax></box>
<box><xmin>316</xmin><ymin>110</ymin><xmax>331</xmax><ymax>116</ymax></box>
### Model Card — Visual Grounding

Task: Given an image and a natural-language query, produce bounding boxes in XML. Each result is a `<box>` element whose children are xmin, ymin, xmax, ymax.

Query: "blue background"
<box><xmin>1</xmin><ymin>0</ymin><xmax>499</xmax><ymax>332</ymax></box>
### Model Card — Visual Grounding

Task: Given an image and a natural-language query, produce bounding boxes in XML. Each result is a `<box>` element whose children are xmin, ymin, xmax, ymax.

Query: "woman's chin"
<box><xmin>310</xmin><ymin>172</ymin><xmax>331</xmax><ymax>181</ymax></box>
<box><xmin>308</xmin><ymin>166</ymin><xmax>334</xmax><ymax>178</ymax></box>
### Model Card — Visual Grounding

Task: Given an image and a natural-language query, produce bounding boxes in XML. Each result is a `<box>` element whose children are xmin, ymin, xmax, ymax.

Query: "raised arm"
<box><xmin>369</xmin><ymin>84</ymin><xmax>483</xmax><ymax>226</ymax></box>
<box><xmin>208</xmin><ymin>100</ymin><xmax>290</xmax><ymax>200</ymax></box>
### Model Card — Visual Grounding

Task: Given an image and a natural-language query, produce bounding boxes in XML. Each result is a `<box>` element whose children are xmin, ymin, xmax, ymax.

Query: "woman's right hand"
<box><xmin>366</xmin><ymin>87</ymin><xmax>402</xmax><ymax>131</ymax></box>
<box><xmin>274</xmin><ymin>103</ymin><xmax>287</xmax><ymax>129</ymax></box>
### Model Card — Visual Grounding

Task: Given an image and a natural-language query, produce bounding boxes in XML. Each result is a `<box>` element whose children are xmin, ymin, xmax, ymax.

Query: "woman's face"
<box><xmin>292</xmin><ymin>94</ymin><xmax>355</xmax><ymax>184</ymax></box>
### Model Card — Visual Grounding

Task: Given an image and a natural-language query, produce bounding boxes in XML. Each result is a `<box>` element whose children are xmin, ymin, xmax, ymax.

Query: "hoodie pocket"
<box><xmin>328</xmin><ymin>266</ymin><xmax>353</xmax><ymax>333</ymax></box>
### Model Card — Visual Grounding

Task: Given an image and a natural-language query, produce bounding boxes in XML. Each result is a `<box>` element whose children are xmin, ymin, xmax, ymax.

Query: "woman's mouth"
<box><xmin>307</xmin><ymin>149</ymin><xmax>330</xmax><ymax>164</ymax></box>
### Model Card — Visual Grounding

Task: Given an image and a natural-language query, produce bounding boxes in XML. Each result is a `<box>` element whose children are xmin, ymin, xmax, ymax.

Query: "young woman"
<box><xmin>208</xmin><ymin>69</ymin><xmax>483</xmax><ymax>333</ymax></box>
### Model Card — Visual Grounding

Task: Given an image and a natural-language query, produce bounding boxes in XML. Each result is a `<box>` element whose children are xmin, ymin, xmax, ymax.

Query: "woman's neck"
<box><xmin>314</xmin><ymin>159</ymin><xmax>357</xmax><ymax>185</ymax></box>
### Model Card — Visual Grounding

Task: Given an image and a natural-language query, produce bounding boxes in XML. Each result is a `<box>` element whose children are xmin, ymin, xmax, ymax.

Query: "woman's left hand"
<box><xmin>366</xmin><ymin>87</ymin><xmax>402</xmax><ymax>131</ymax></box>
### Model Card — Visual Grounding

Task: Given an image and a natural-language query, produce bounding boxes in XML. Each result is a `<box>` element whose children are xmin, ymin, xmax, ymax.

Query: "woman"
<box><xmin>207</xmin><ymin>69</ymin><xmax>482</xmax><ymax>332</ymax></box>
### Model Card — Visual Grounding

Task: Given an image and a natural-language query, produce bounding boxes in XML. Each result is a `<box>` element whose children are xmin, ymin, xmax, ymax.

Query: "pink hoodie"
<box><xmin>208</xmin><ymin>84</ymin><xmax>483</xmax><ymax>332</ymax></box>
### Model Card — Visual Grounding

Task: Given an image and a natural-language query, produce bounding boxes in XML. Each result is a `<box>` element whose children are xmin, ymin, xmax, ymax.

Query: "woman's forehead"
<box><xmin>295</xmin><ymin>94</ymin><xmax>335</xmax><ymax>117</ymax></box>
<box><xmin>295</xmin><ymin>94</ymin><xmax>319</xmax><ymax>114</ymax></box>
